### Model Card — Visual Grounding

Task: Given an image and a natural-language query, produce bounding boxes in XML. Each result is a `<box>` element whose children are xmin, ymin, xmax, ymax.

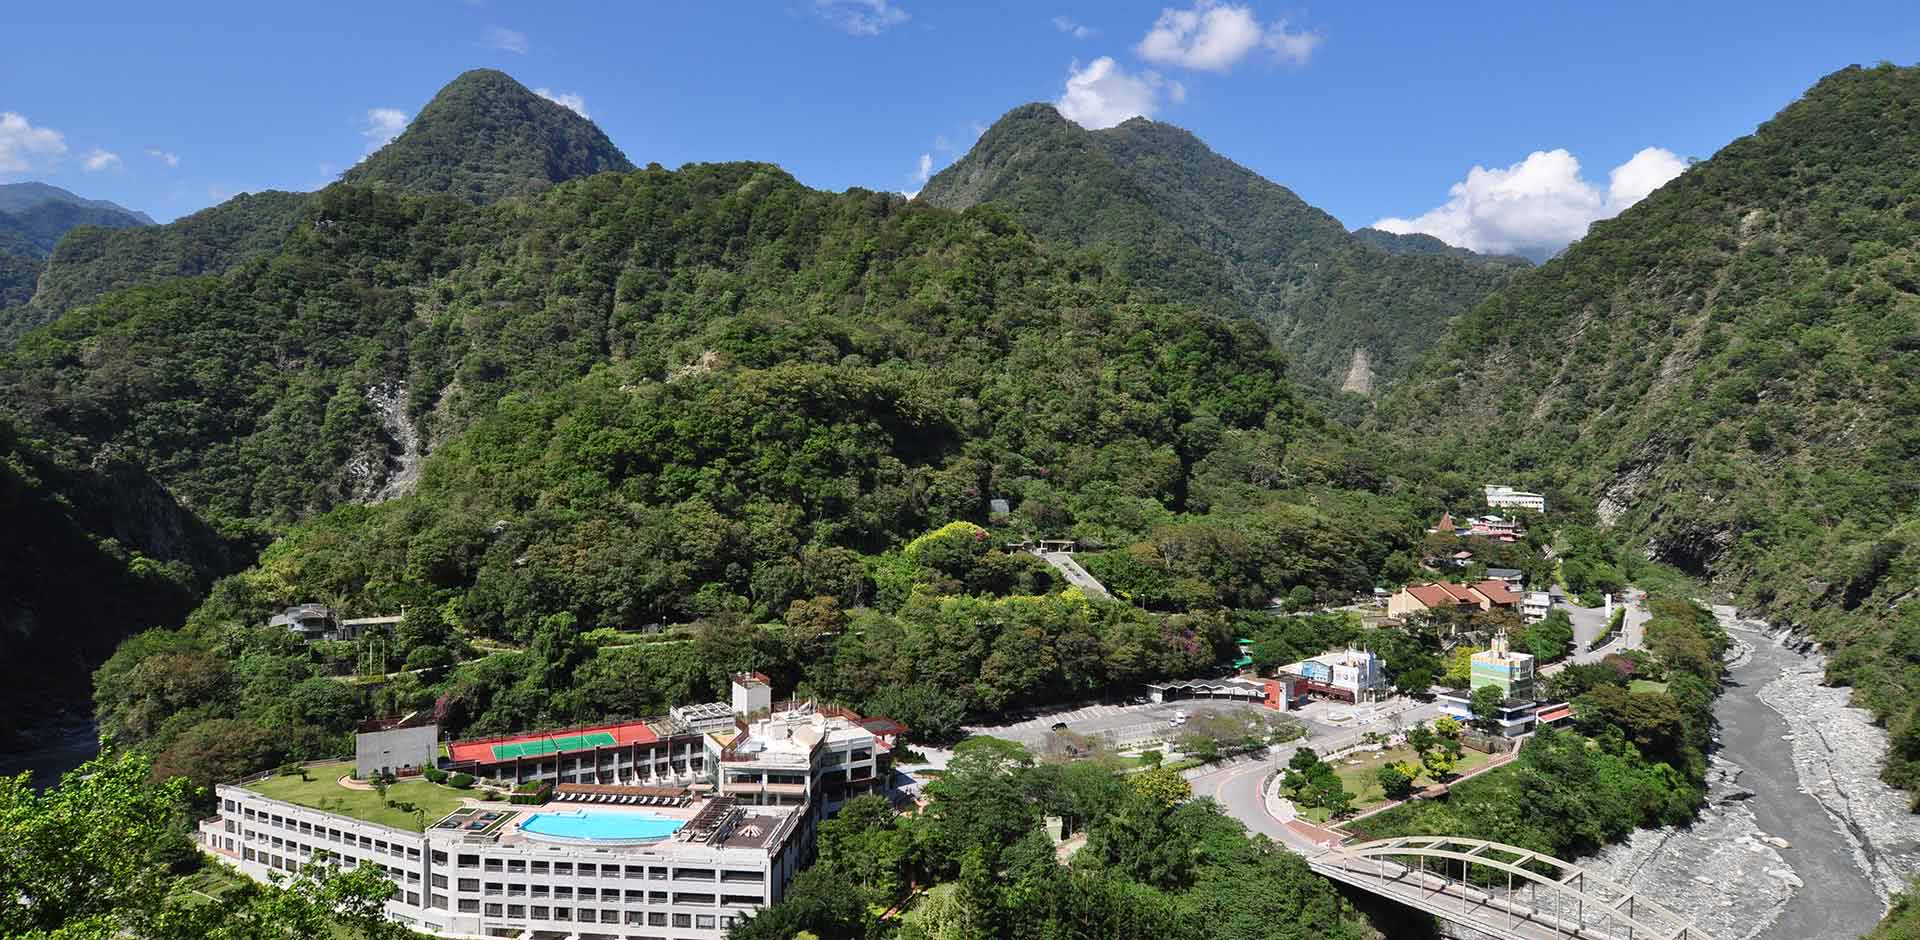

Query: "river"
<box><xmin>1581</xmin><ymin>608</ymin><xmax>1920</xmax><ymax>939</ymax></box>
<box><xmin>0</xmin><ymin>722</ymin><xmax>100</xmax><ymax>789</ymax></box>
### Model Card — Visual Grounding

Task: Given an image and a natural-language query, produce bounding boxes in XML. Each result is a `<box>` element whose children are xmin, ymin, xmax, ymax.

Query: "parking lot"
<box><xmin>962</xmin><ymin>695</ymin><xmax>1413</xmax><ymax>751</ymax></box>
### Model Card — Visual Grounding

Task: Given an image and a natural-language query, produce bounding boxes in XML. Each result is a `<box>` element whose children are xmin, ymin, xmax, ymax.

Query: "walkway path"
<box><xmin>1035</xmin><ymin>551</ymin><xmax>1111</xmax><ymax>600</ymax></box>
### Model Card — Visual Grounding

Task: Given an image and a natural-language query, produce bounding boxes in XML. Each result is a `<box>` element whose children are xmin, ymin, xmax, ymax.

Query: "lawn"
<box><xmin>1628</xmin><ymin>679</ymin><xmax>1671</xmax><ymax>694</ymax></box>
<box><xmin>1297</xmin><ymin>745</ymin><xmax>1494</xmax><ymax>822</ymax></box>
<box><xmin>248</xmin><ymin>761</ymin><xmax>470</xmax><ymax>832</ymax></box>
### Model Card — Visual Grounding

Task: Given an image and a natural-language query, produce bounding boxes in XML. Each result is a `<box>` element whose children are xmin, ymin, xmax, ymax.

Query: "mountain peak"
<box><xmin>341</xmin><ymin>69</ymin><xmax>634</xmax><ymax>204</ymax></box>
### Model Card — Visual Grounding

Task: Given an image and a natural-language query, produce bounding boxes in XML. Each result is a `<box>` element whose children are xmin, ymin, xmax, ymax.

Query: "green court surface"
<box><xmin>492</xmin><ymin>731</ymin><xmax>617</xmax><ymax>759</ymax></box>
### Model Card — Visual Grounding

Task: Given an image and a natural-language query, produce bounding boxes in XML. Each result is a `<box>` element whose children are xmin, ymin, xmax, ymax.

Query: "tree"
<box><xmin>1377</xmin><ymin>762</ymin><xmax>1415</xmax><ymax>801</ymax></box>
<box><xmin>1420</xmin><ymin>745</ymin><xmax>1459</xmax><ymax>782</ymax></box>
<box><xmin>1469</xmin><ymin>684</ymin><xmax>1509</xmax><ymax>735</ymax></box>
<box><xmin>1129</xmin><ymin>766</ymin><xmax>1194</xmax><ymax>807</ymax></box>
<box><xmin>1524</xmin><ymin>609</ymin><xmax>1576</xmax><ymax>662</ymax></box>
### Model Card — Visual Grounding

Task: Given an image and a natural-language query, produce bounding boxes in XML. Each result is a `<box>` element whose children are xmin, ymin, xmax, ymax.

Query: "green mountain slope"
<box><xmin>0</xmin><ymin>190</ymin><xmax>309</xmax><ymax>346</ymax></box>
<box><xmin>341</xmin><ymin>69</ymin><xmax>634</xmax><ymax>204</ymax></box>
<box><xmin>918</xmin><ymin>104</ymin><xmax>1526</xmax><ymax>390</ymax></box>
<box><xmin>1383</xmin><ymin>62</ymin><xmax>1920</xmax><ymax>792</ymax></box>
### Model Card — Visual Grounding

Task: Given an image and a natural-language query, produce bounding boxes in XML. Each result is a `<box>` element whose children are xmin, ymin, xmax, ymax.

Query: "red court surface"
<box><xmin>449</xmin><ymin>720</ymin><xmax>661</xmax><ymax>765</ymax></box>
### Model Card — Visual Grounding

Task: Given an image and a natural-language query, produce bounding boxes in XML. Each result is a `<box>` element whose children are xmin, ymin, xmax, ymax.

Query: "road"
<box><xmin>1547</xmin><ymin>590</ymin><xmax>1650</xmax><ymax>675</ymax></box>
<box><xmin>1189</xmin><ymin>698</ymin><xmax>1441</xmax><ymax>852</ymax></box>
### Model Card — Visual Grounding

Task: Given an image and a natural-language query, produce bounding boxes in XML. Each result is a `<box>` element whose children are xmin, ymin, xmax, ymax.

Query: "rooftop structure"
<box><xmin>730</xmin><ymin>672</ymin><xmax>772</xmax><ymax>717</ymax></box>
<box><xmin>449</xmin><ymin>720</ymin><xmax>662</xmax><ymax>766</ymax></box>
<box><xmin>715</xmin><ymin>700</ymin><xmax>887</xmax><ymax>813</ymax></box>
<box><xmin>1280</xmin><ymin>647</ymin><xmax>1387</xmax><ymax>703</ymax></box>
<box><xmin>1146</xmin><ymin>675</ymin><xmax>1301</xmax><ymax>710</ymax></box>
<box><xmin>1483</xmin><ymin>567</ymin><xmax>1524</xmax><ymax>586</ymax></box>
<box><xmin>1483</xmin><ymin>485</ymin><xmax>1546</xmax><ymax>513</ymax></box>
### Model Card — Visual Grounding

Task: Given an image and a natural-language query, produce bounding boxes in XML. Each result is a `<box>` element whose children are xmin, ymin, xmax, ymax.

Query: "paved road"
<box><xmin>1547</xmin><ymin>590</ymin><xmax>1651</xmax><ymax>675</ymax></box>
<box><xmin>1191</xmin><ymin>698</ymin><xmax>1441</xmax><ymax>852</ymax></box>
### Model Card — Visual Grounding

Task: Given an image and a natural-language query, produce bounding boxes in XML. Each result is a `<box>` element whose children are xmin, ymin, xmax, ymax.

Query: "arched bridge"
<box><xmin>1308</xmin><ymin>836</ymin><xmax>1710</xmax><ymax>940</ymax></box>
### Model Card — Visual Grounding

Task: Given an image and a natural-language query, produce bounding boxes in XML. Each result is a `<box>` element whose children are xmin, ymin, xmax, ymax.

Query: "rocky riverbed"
<box><xmin>1441</xmin><ymin>607</ymin><xmax>1918</xmax><ymax>940</ymax></box>
<box><xmin>1585</xmin><ymin>609</ymin><xmax>1920</xmax><ymax>939</ymax></box>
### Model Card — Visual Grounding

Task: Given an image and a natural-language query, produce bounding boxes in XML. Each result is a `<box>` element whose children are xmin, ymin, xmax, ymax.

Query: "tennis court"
<box><xmin>448</xmin><ymin>720</ymin><xmax>662</xmax><ymax>765</ymax></box>
<box><xmin>491</xmin><ymin>731</ymin><xmax>617</xmax><ymax>760</ymax></box>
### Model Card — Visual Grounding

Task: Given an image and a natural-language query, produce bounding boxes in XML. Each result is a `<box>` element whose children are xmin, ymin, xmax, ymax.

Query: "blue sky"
<box><xmin>3</xmin><ymin>0</ymin><xmax>1916</xmax><ymax>256</ymax></box>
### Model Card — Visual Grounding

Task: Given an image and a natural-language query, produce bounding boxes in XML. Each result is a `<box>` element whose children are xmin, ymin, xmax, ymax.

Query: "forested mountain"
<box><xmin>0</xmin><ymin>191</ymin><xmax>309</xmax><ymax>345</ymax></box>
<box><xmin>1383</xmin><ymin>63</ymin><xmax>1920</xmax><ymax>793</ymax></box>
<box><xmin>917</xmin><ymin>104</ymin><xmax>1527</xmax><ymax>390</ymax></box>
<box><xmin>0</xmin><ymin>183</ymin><xmax>153</xmax><ymax>326</ymax></box>
<box><xmin>340</xmin><ymin>69</ymin><xmax>634</xmax><ymax>204</ymax></box>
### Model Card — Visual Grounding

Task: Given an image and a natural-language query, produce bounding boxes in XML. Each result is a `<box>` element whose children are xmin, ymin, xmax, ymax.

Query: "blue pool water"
<box><xmin>520</xmin><ymin>811</ymin><xmax>686</xmax><ymax>842</ymax></box>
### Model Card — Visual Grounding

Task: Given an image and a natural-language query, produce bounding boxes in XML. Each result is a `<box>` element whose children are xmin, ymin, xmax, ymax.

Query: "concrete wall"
<box><xmin>356</xmin><ymin>724</ymin><xmax>439</xmax><ymax>778</ymax></box>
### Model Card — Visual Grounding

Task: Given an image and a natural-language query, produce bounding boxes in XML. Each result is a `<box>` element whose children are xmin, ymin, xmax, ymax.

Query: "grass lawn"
<box><xmin>1628</xmin><ymin>679</ymin><xmax>1671</xmax><ymax>694</ymax></box>
<box><xmin>1297</xmin><ymin>745</ymin><xmax>1494</xmax><ymax>822</ymax></box>
<box><xmin>248</xmin><ymin>761</ymin><xmax>470</xmax><ymax>832</ymax></box>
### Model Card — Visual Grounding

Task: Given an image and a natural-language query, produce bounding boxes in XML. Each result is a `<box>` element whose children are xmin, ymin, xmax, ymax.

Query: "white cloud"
<box><xmin>483</xmin><ymin>26</ymin><xmax>528</xmax><ymax>54</ymax></box>
<box><xmin>812</xmin><ymin>0</ymin><xmax>909</xmax><ymax>36</ymax></box>
<box><xmin>1263</xmin><ymin>19</ymin><xmax>1322</xmax><ymax>65</ymax></box>
<box><xmin>1055</xmin><ymin>57</ymin><xmax>1181</xmax><ymax>129</ymax></box>
<box><xmin>913</xmin><ymin>152</ymin><xmax>933</xmax><ymax>184</ymax></box>
<box><xmin>534</xmin><ymin>88</ymin><xmax>589</xmax><ymax>118</ymax></box>
<box><xmin>361</xmin><ymin>108</ymin><xmax>409</xmax><ymax>152</ymax></box>
<box><xmin>146</xmin><ymin>149</ymin><xmax>181</xmax><ymax>168</ymax></box>
<box><xmin>0</xmin><ymin>112</ymin><xmax>68</xmax><ymax>175</ymax></box>
<box><xmin>1606</xmin><ymin>147</ymin><xmax>1688</xmax><ymax>212</ymax></box>
<box><xmin>81</xmin><ymin>148</ymin><xmax>121</xmax><ymax>172</ymax></box>
<box><xmin>1136</xmin><ymin>0</ymin><xmax>1320</xmax><ymax>71</ymax></box>
<box><xmin>1052</xmin><ymin>15</ymin><xmax>1096</xmax><ymax>38</ymax></box>
<box><xmin>1370</xmin><ymin>147</ymin><xmax>1689</xmax><ymax>261</ymax></box>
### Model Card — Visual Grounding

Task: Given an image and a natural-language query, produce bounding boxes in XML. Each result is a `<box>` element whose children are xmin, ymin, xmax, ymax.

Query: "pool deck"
<box><xmin>444</xmin><ymin>800</ymin><xmax>705</xmax><ymax>849</ymax></box>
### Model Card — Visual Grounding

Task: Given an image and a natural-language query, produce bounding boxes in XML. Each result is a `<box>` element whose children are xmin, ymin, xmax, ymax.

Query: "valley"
<box><xmin>2</xmin><ymin>25</ymin><xmax>1918</xmax><ymax>940</ymax></box>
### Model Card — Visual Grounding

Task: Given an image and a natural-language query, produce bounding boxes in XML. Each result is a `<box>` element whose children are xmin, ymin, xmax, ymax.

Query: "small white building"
<box><xmin>1483</xmin><ymin>485</ymin><xmax>1546</xmax><ymax>513</ymax></box>
<box><xmin>1522</xmin><ymin>591</ymin><xmax>1552</xmax><ymax>624</ymax></box>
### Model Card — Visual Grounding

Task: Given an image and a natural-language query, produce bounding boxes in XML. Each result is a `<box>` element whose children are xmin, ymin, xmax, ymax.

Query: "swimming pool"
<box><xmin>519</xmin><ymin>811</ymin><xmax>686</xmax><ymax>843</ymax></box>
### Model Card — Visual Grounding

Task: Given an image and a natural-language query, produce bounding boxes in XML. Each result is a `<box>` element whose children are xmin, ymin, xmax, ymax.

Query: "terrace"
<box><xmin>244</xmin><ymin>761</ymin><xmax>470</xmax><ymax>832</ymax></box>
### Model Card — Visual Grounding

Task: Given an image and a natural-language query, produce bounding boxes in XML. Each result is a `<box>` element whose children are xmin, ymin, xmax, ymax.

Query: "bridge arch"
<box><xmin>1309</xmin><ymin>836</ymin><xmax>1709</xmax><ymax>940</ymax></box>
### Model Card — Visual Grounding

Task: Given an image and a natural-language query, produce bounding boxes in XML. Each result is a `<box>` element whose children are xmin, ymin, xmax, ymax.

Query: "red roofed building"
<box><xmin>1387</xmin><ymin>580</ymin><xmax>1522</xmax><ymax>619</ymax></box>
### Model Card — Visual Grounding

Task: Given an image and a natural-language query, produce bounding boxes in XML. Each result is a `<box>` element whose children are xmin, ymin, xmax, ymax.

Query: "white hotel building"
<box><xmin>197</xmin><ymin>676</ymin><xmax>891</xmax><ymax>940</ymax></box>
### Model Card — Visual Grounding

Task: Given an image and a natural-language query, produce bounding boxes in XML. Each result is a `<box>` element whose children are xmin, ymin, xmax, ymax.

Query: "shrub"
<box><xmin>448</xmin><ymin>772</ymin><xmax>474</xmax><ymax>789</ymax></box>
<box><xmin>423</xmin><ymin>767</ymin><xmax>448</xmax><ymax>784</ymax></box>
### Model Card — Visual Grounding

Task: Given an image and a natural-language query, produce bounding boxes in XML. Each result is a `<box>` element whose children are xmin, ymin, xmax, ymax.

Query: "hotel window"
<box><xmin>507</xmin><ymin>904</ymin><xmax>525</xmax><ymax>919</ymax></box>
<box><xmin>553</xmin><ymin>908</ymin><xmax>572</xmax><ymax>922</ymax></box>
<box><xmin>697</xmin><ymin>914</ymin><xmax>717</xmax><ymax>929</ymax></box>
<box><xmin>625</xmin><ymin>865</ymin><xmax>645</xmax><ymax>878</ymax></box>
<box><xmin>649</xmin><ymin>891</ymin><xmax>668</xmax><ymax>903</ymax></box>
<box><xmin>507</xmin><ymin>859</ymin><xmax>524</xmax><ymax>874</ymax></box>
<box><xmin>624</xmin><ymin>889</ymin><xmax>644</xmax><ymax>902</ymax></box>
<box><xmin>430</xmin><ymin>894</ymin><xmax>447</xmax><ymax>910</ymax></box>
<box><xmin>457</xmin><ymin>899</ymin><xmax>478</xmax><ymax>913</ymax></box>
<box><xmin>223</xmin><ymin>798</ymin><xmax>236</xmax><ymax>812</ymax></box>
<box><xmin>674</xmin><ymin>893</ymin><xmax>716</xmax><ymax>905</ymax></box>
<box><xmin>458</xmin><ymin>853</ymin><xmax>479</xmax><ymax>868</ymax></box>
<box><xmin>484</xmin><ymin>903</ymin><xmax>502</xmax><ymax>917</ymax></box>
<box><xmin>625</xmin><ymin>911</ymin><xmax>645</xmax><ymax>925</ymax></box>
<box><xmin>405</xmin><ymin>891</ymin><xmax>419</xmax><ymax>906</ymax></box>
<box><xmin>578</xmin><ymin>887</ymin><xmax>596</xmax><ymax>901</ymax></box>
<box><xmin>554</xmin><ymin>862</ymin><xmax>573</xmax><ymax>876</ymax></box>
<box><xmin>432</xmin><ymin>850</ymin><xmax>447</xmax><ymax>864</ymax></box>
<box><xmin>531</xmin><ymin>906</ymin><xmax>549</xmax><ymax>919</ymax></box>
<box><xmin>458</xmin><ymin>878</ymin><xmax>479</xmax><ymax>892</ymax></box>
<box><xmin>578</xmin><ymin>863</ymin><xmax>597</xmax><ymax>877</ymax></box>
<box><xmin>578</xmin><ymin>910</ymin><xmax>597</xmax><ymax>924</ymax></box>
<box><xmin>673</xmin><ymin>913</ymin><xmax>692</xmax><ymax>928</ymax></box>
<box><xmin>531</xmin><ymin>860</ymin><xmax>548</xmax><ymax>874</ymax></box>
<box><xmin>601</xmin><ymin>908</ymin><xmax>618</xmax><ymax>922</ymax></box>
<box><xmin>648</xmin><ymin>912</ymin><xmax>667</xmax><ymax>926</ymax></box>
<box><xmin>649</xmin><ymin>866</ymin><xmax>669</xmax><ymax>879</ymax></box>
<box><xmin>432</xmin><ymin>874</ymin><xmax>447</xmax><ymax>889</ymax></box>
<box><xmin>532</xmin><ymin>885</ymin><xmax>549</xmax><ymax>898</ymax></box>
<box><xmin>554</xmin><ymin>886</ymin><xmax>573</xmax><ymax>899</ymax></box>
